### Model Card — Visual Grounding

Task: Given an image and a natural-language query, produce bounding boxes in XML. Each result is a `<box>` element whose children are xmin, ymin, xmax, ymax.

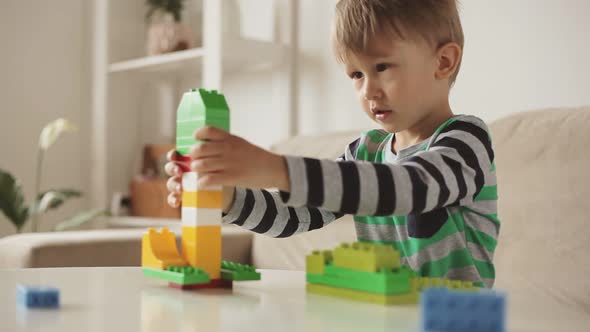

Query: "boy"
<box><xmin>165</xmin><ymin>0</ymin><xmax>498</xmax><ymax>288</ymax></box>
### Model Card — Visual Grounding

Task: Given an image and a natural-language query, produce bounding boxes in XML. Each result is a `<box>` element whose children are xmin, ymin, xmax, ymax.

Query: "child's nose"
<box><xmin>362</xmin><ymin>79</ymin><xmax>383</xmax><ymax>101</ymax></box>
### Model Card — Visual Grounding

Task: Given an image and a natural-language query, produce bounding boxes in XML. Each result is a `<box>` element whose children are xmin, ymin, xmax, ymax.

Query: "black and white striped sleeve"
<box><xmin>279</xmin><ymin>119</ymin><xmax>494</xmax><ymax>216</ymax></box>
<box><xmin>220</xmin><ymin>143</ymin><xmax>358</xmax><ymax>237</ymax></box>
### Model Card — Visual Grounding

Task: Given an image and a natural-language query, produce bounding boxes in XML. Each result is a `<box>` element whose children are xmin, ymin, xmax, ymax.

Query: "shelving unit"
<box><xmin>91</xmin><ymin>0</ymin><xmax>299</xmax><ymax>210</ymax></box>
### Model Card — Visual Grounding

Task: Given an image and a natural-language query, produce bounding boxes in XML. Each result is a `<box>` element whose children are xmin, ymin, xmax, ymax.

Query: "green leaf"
<box><xmin>0</xmin><ymin>169</ymin><xmax>29</xmax><ymax>230</ymax></box>
<box><xmin>30</xmin><ymin>189</ymin><xmax>82</xmax><ymax>215</ymax></box>
<box><xmin>54</xmin><ymin>208</ymin><xmax>110</xmax><ymax>232</ymax></box>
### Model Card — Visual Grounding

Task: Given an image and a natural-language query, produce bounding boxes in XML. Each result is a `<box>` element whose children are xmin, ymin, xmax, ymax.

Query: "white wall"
<box><xmin>0</xmin><ymin>1</ymin><xmax>90</xmax><ymax>236</ymax></box>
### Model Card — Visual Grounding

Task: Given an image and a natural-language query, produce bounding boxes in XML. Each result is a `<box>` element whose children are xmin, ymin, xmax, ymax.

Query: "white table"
<box><xmin>0</xmin><ymin>267</ymin><xmax>587</xmax><ymax>332</ymax></box>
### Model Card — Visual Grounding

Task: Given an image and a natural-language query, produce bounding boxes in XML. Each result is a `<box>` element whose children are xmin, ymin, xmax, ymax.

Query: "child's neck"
<box><xmin>392</xmin><ymin>103</ymin><xmax>454</xmax><ymax>153</ymax></box>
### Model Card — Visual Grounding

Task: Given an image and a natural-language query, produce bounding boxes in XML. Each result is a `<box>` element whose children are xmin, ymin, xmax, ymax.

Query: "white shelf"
<box><xmin>109</xmin><ymin>47</ymin><xmax>205</xmax><ymax>74</ymax></box>
<box><xmin>108</xmin><ymin>39</ymin><xmax>287</xmax><ymax>76</ymax></box>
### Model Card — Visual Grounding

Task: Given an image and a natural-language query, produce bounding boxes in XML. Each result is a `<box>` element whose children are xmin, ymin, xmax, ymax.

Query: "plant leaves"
<box><xmin>54</xmin><ymin>208</ymin><xmax>110</xmax><ymax>232</ymax></box>
<box><xmin>0</xmin><ymin>169</ymin><xmax>29</xmax><ymax>230</ymax></box>
<box><xmin>29</xmin><ymin>189</ymin><xmax>82</xmax><ymax>215</ymax></box>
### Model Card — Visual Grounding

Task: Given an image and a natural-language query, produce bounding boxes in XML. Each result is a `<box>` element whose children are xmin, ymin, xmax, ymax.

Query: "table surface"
<box><xmin>0</xmin><ymin>267</ymin><xmax>588</xmax><ymax>332</ymax></box>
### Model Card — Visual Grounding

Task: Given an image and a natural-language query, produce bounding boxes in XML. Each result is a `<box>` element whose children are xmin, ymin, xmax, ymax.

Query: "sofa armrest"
<box><xmin>0</xmin><ymin>225</ymin><xmax>253</xmax><ymax>268</ymax></box>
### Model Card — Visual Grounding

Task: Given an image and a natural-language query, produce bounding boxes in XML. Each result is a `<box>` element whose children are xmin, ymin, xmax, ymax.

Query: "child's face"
<box><xmin>343</xmin><ymin>34</ymin><xmax>442</xmax><ymax>133</ymax></box>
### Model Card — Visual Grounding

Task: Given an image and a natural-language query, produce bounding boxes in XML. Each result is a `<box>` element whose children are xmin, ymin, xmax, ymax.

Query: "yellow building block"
<box><xmin>182</xmin><ymin>190</ymin><xmax>223</xmax><ymax>208</ymax></box>
<box><xmin>333</xmin><ymin>242</ymin><xmax>400</xmax><ymax>273</ymax></box>
<box><xmin>182</xmin><ymin>225</ymin><xmax>221</xmax><ymax>279</ymax></box>
<box><xmin>142</xmin><ymin>228</ymin><xmax>187</xmax><ymax>269</ymax></box>
<box><xmin>306</xmin><ymin>250</ymin><xmax>333</xmax><ymax>274</ymax></box>
<box><xmin>306</xmin><ymin>283</ymin><xmax>419</xmax><ymax>305</ymax></box>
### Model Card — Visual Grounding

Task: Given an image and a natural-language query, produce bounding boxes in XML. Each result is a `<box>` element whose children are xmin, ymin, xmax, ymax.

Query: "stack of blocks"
<box><xmin>305</xmin><ymin>242</ymin><xmax>478</xmax><ymax>305</ymax></box>
<box><xmin>141</xmin><ymin>88</ymin><xmax>260</xmax><ymax>289</ymax></box>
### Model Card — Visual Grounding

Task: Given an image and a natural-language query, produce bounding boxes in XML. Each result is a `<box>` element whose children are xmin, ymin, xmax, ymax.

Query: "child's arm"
<box><xmin>221</xmin><ymin>186</ymin><xmax>344</xmax><ymax>237</ymax></box>
<box><xmin>280</xmin><ymin>117</ymin><xmax>494</xmax><ymax>216</ymax></box>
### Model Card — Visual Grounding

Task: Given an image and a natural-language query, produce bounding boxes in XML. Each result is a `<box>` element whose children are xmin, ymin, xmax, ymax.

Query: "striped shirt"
<box><xmin>222</xmin><ymin>115</ymin><xmax>499</xmax><ymax>288</ymax></box>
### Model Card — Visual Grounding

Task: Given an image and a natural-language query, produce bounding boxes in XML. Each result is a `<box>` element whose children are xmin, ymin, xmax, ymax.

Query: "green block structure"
<box><xmin>220</xmin><ymin>261</ymin><xmax>261</xmax><ymax>281</ymax></box>
<box><xmin>333</xmin><ymin>242</ymin><xmax>400</xmax><ymax>273</ymax></box>
<box><xmin>306</xmin><ymin>250</ymin><xmax>333</xmax><ymax>274</ymax></box>
<box><xmin>306</xmin><ymin>283</ymin><xmax>419</xmax><ymax>306</ymax></box>
<box><xmin>143</xmin><ymin>266</ymin><xmax>210</xmax><ymax>285</ymax></box>
<box><xmin>307</xmin><ymin>264</ymin><xmax>413</xmax><ymax>295</ymax></box>
<box><xmin>305</xmin><ymin>242</ymin><xmax>479</xmax><ymax>306</ymax></box>
<box><xmin>176</xmin><ymin>88</ymin><xmax>230</xmax><ymax>156</ymax></box>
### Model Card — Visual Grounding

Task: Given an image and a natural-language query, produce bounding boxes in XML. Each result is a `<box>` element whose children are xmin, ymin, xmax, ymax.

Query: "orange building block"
<box><xmin>142</xmin><ymin>228</ymin><xmax>187</xmax><ymax>269</ymax></box>
<box><xmin>181</xmin><ymin>190</ymin><xmax>223</xmax><ymax>208</ymax></box>
<box><xmin>181</xmin><ymin>225</ymin><xmax>222</xmax><ymax>279</ymax></box>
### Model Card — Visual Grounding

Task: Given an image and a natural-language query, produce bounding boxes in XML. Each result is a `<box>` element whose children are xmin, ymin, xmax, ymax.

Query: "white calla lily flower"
<box><xmin>39</xmin><ymin>118</ymin><xmax>78</xmax><ymax>151</ymax></box>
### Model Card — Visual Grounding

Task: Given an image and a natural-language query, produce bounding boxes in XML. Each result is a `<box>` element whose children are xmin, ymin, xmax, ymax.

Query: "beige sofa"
<box><xmin>1</xmin><ymin>107</ymin><xmax>589</xmax><ymax>315</ymax></box>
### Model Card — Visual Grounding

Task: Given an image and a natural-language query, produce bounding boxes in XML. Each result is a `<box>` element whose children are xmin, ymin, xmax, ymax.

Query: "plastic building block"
<box><xmin>143</xmin><ymin>266</ymin><xmax>210</xmax><ymax>285</ymax></box>
<box><xmin>169</xmin><ymin>278</ymin><xmax>233</xmax><ymax>290</ymax></box>
<box><xmin>307</xmin><ymin>264</ymin><xmax>413</xmax><ymax>295</ymax></box>
<box><xmin>182</xmin><ymin>190</ymin><xmax>223</xmax><ymax>208</ymax></box>
<box><xmin>307</xmin><ymin>283</ymin><xmax>418</xmax><ymax>305</ymax></box>
<box><xmin>142</xmin><ymin>228</ymin><xmax>187</xmax><ymax>269</ymax></box>
<box><xmin>220</xmin><ymin>261</ymin><xmax>261</xmax><ymax>281</ymax></box>
<box><xmin>306</xmin><ymin>250</ymin><xmax>332</xmax><ymax>274</ymax></box>
<box><xmin>176</xmin><ymin>88</ymin><xmax>230</xmax><ymax>156</ymax></box>
<box><xmin>181</xmin><ymin>171</ymin><xmax>222</xmax><ymax>192</ymax></box>
<box><xmin>415</xmin><ymin>277</ymin><xmax>477</xmax><ymax>291</ymax></box>
<box><xmin>421</xmin><ymin>288</ymin><xmax>506</xmax><ymax>332</ymax></box>
<box><xmin>181</xmin><ymin>207</ymin><xmax>223</xmax><ymax>227</ymax></box>
<box><xmin>17</xmin><ymin>285</ymin><xmax>60</xmax><ymax>309</ymax></box>
<box><xmin>182</xmin><ymin>225</ymin><xmax>222</xmax><ymax>279</ymax></box>
<box><xmin>333</xmin><ymin>242</ymin><xmax>400</xmax><ymax>272</ymax></box>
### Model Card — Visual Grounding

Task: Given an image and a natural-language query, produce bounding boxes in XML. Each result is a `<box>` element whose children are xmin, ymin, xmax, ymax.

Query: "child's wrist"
<box><xmin>270</xmin><ymin>153</ymin><xmax>290</xmax><ymax>191</ymax></box>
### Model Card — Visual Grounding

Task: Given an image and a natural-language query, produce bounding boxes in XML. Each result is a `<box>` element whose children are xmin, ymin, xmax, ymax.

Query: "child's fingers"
<box><xmin>167</xmin><ymin>192</ymin><xmax>181</xmax><ymax>208</ymax></box>
<box><xmin>166</xmin><ymin>149</ymin><xmax>179</xmax><ymax>161</ymax></box>
<box><xmin>194</xmin><ymin>126</ymin><xmax>228</xmax><ymax>141</ymax></box>
<box><xmin>164</xmin><ymin>161</ymin><xmax>183</xmax><ymax>177</ymax></box>
<box><xmin>188</xmin><ymin>141</ymin><xmax>224</xmax><ymax>160</ymax></box>
<box><xmin>190</xmin><ymin>157</ymin><xmax>225</xmax><ymax>173</ymax></box>
<box><xmin>166</xmin><ymin>175</ymin><xmax>182</xmax><ymax>194</ymax></box>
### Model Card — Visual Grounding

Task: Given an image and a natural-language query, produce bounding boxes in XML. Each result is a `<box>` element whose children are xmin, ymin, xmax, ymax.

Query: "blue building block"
<box><xmin>421</xmin><ymin>288</ymin><xmax>506</xmax><ymax>332</ymax></box>
<box><xmin>17</xmin><ymin>285</ymin><xmax>60</xmax><ymax>309</ymax></box>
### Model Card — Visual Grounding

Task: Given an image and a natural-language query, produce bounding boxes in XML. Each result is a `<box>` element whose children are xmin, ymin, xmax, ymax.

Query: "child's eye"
<box><xmin>349</xmin><ymin>71</ymin><xmax>363</xmax><ymax>80</ymax></box>
<box><xmin>376</xmin><ymin>63</ymin><xmax>390</xmax><ymax>72</ymax></box>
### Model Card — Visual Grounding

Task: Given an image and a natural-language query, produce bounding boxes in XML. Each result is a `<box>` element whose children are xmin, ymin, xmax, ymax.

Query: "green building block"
<box><xmin>143</xmin><ymin>266</ymin><xmax>210</xmax><ymax>285</ymax></box>
<box><xmin>333</xmin><ymin>242</ymin><xmax>400</xmax><ymax>273</ymax></box>
<box><xmin>414</xmin><ymin>276</ymin><xmax>477</xmax><ymax>291</ymax></box>
<box><xmin>220</xmin><ymin>261</ymin><xmax>261</xmax><ymax>281</ymax></box>
<box><xmin>306</xmin><ymin>264</ymin><xmax>413</xmax><ymax>295</ymax></box>
<box><xmin>306</xmin><ymin>250</ymin><xmax>333</xmax><ymax>274</ymax></box>
<box><xmin>176</xmin><ymin>88</ymin><xmax>230</xmax><ymax>156</ymax></box>
<box><xmin>306</xmin><ymin>283</ymin><xmax>419</xmax><ymax>306</ymax></box>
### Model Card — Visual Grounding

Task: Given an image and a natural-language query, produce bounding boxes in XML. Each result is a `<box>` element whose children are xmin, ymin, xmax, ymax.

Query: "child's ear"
<box><xmin>434</xmin><ymin>42</ymin><xmax>462</xmax><ymax>80</ymax></box>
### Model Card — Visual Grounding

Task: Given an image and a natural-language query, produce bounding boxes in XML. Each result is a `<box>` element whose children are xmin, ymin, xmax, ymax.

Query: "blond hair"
<box><xmin>332</xmin><ymin>0</ymin><xmax>464</xmax><ymax>83</ymax></box>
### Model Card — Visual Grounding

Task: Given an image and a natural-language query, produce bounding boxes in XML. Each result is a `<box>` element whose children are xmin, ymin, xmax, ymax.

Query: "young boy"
<box><xmin>165</xmin><ymin>0</ymin><xmax>498</xmax><ymax>288</ymax></box>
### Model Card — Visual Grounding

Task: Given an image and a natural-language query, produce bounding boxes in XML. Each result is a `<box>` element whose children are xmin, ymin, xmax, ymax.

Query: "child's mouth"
<box><xmin>373</xmin><ymin>110</ymin><xmax>392</xmax><ymax>121</ymax></box>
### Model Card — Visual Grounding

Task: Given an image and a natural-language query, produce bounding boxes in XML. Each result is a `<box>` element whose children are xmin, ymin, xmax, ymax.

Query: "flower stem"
<box><xmin>32</xmin><ymin>148</ymin><xmax>44</xmax><ymax>232</ymax></box>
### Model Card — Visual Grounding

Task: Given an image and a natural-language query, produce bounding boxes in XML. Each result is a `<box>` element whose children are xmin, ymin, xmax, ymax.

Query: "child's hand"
<box><xmin>189</xmin><ymin>126</ymin><xmax>289</xmax><ymax>190</ymax></box>
<box><xmin>164</xmin><ymin>151</ymin><xmax>236</xmax><ymax>213</ymax></box>
<box><xmin>164</xmin><ymin>126</ymin><xmax>289</xmax><ymax>209</ymax></box>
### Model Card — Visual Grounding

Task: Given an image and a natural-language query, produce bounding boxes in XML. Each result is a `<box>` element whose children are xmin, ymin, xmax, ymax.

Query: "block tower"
<box><xmin>142</xmin><ymin>88</ymin><xmax>260</xmax><ymax>289</ymax></box>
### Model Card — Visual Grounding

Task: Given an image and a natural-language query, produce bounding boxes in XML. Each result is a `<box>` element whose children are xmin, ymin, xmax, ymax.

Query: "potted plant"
<box><xmin>145</xmin><ymin>0</ymin><xmax>195</xmax><ymax>55</ymax></box>
<box><xmin>0</xmin><ymin>119</ymin><xmax>107</xmax><ymax>233</ymax></box>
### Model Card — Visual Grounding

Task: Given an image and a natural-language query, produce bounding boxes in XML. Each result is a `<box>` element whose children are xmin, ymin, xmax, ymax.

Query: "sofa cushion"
<box><xmin>0</xmin><ymin>226</ymin><xmax>253</xmax><ymax>268</ymax></box>
<box><xmin>489</xmin><ymin>107</ymin><xmax>590</xmax><ymax>309</ymax></box>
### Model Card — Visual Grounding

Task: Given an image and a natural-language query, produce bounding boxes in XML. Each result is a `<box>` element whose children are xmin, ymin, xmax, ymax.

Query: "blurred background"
<box><xmin>0</xmin><ymin>0</ymin><xmax>589</xmax><ymax>237</ymax></box>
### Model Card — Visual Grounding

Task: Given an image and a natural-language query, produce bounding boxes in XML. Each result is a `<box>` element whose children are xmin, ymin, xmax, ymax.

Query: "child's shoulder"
<box><xmin>440</xmin><ymin>114</ymin><xmax>490</xmax><ymax>133</ymax></box>
<box><xmin>343</xmin><ymin>129</ymin><xmax>391</xmax><ymax>161</ymax></box>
